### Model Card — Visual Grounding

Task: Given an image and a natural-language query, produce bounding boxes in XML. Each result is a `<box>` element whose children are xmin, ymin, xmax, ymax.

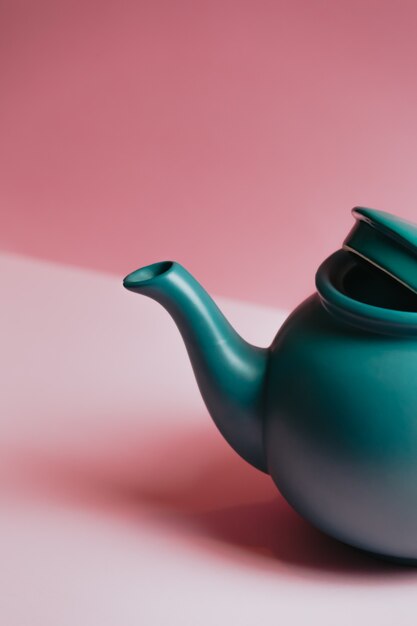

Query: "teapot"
<box><xmin>123</xmin><ymin>207</ymin><xmax>417</xmax><ymax>563</ymax></box>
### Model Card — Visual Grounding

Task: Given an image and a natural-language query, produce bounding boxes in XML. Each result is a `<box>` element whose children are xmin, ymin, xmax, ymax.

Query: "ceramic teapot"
<box><xmin>123</xmin><ymin>207</ymin><xmax>417</xmax><ymax>563</ymax></box>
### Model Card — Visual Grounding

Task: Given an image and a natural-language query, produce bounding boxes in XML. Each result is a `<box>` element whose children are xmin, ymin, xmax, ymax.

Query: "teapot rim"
<box><xmin>316</xmin><ymin>250</ymin><xmax>417</xmax><ymax>336</ymax></box>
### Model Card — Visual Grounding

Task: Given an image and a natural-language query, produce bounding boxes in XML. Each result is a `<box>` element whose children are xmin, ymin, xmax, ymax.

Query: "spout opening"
<box><xmin>123</xmin><ymin>261</ymin><xmax>173</xmax><ymax>289</ymax></box>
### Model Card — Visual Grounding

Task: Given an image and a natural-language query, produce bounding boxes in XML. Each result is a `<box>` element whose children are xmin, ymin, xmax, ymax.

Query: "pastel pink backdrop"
<box><xmin>4</xmin><ymin>5</ymin><xmax>417</xmax><ymax>623</ymax></box>
<box><xmin>3</xmin><ymin>0</ymin><xmax>417</xmax><ymax>308</ymax></box>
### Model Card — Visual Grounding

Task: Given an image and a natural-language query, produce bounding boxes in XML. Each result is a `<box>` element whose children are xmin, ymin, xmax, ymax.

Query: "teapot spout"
<box><xmin>123</xmin><ymin>261</ymin><xmax>269</xmax><ymax>472</ymax></box>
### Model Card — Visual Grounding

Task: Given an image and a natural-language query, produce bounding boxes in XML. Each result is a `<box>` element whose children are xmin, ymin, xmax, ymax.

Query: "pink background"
<box><xmin>3</xmin><ymin>0</ymin><xmax>417</xmax><ymax>308</ymax></box>
<box><xmin>4</xmin><ymin>4</ymin><xmax>417</xmax><ymax>623</ymax></box>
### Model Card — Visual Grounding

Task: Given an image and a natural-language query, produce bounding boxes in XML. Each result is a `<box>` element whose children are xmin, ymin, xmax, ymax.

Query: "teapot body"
<box><xmin>265</xmin><ymin>294</ymin><xmax>417</xmax><ymax>561</ymax></box>
<box><xmin>124</xmin><ymin>208</ymin><xmax>417</xmax><ymax>563</ymax></box>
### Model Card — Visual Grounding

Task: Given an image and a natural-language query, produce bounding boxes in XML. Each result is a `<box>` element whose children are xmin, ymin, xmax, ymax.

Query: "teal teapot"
<box><xmin>123</xmin><ymin>208</ymin><xmax>417</xmax><ymax>563</ymax></box>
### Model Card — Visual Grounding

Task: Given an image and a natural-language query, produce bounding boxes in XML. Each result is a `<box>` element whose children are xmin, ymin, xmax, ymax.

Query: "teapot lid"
<box><xmin>343</xmin><ymin>207</ymin><xmax>417</xmax><ymax>294</ymax></box>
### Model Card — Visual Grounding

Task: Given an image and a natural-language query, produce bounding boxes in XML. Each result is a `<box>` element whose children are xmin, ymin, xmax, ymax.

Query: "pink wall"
<box><xmin>2</xmin><ymin>0</ymin><xmax>417</xmax><ymax>309</ymax></box>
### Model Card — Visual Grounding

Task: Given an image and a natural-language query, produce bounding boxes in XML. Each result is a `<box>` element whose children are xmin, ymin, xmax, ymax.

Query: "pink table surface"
<box><xmin>1</xmin><ymin>252</ymin><xmax>417</xmax><ymax>626</ymax></box>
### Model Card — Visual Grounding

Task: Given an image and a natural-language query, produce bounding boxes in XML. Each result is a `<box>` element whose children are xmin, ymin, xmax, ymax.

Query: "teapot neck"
<box><xmin>316</xmin><ymin>250</ymin><xmax>417</xmax><ymax>337</ymax></box>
